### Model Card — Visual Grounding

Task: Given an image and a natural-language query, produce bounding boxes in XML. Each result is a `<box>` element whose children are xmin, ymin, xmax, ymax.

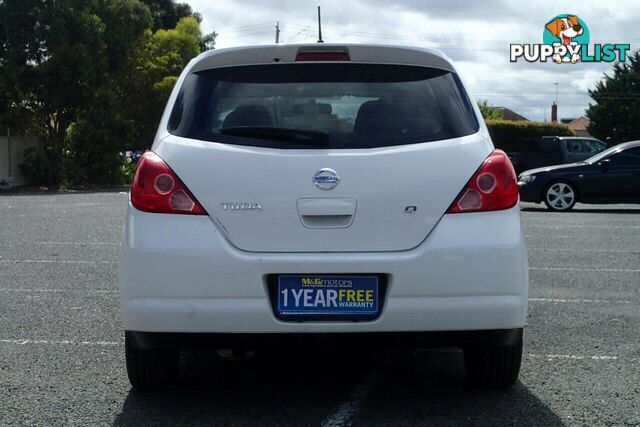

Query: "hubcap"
<box><xmin>546</xmin><ymin>183</ymin><xmax>575</xmax><ymax>210</ymax></box>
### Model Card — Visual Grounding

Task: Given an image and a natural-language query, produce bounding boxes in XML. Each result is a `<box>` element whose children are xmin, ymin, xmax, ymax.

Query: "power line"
<box><xmin>219</xmin><ymin>22</ymin><xmax>275</xmax><ymax>31</ymax></box>
<box><xmin>291</xmin><ymin>25</ymin><xmax>640</xmax><ymax>45</ymax></box>
<box><xmin>217</xmin><ymin>29</ymin><xmax>277</xmax><ymax>38</ymax></box>
<box><xmin>216</xmin><ymin>17</ymin><xmax>640</xmax><ymax>46</ymax></box>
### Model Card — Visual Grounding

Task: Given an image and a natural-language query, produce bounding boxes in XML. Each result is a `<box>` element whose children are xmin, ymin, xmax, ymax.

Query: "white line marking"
<box><xmin>0</xmin><ymin>339</ymin><xmax>120</xmax><ymax>346</ymax></box>
<box><xmin>321</xmin><ymin>373</ymin><xmax>377</xmax><ymax>427</ymax></box>
<box><xmin>0</xmin><ymin>340</ymin><xmax>633</xmax><ymax>368</ymax></box>
<box><xmin>0</xmin><ymin>288</ymin><xmax>117</xmax><ymax>294</ymax></box>
<box><xmin>0</xmin><ymin>259</ymin><xmax>116</xmax><ymax>264</ymax></box>
<box><xmin>0</xmin><ymin>289</ymin><xmax>630</xmax><ymax>304</ymax></box>
<box><xmin>528</xmin><ymin>353</ymin><xmax>619</xmax><ymax>361</ymax></box>
<box><xmin>529</xmin><ymin>267</ymin><xmax>640</xmax><ymax>273</ymax></box>
<box><xmin>528</xmin><ymin>248</ymin><xmax>639</xmax><ymax>253</ymax></box>
<box><xmin>529</xmin><ymin>297</ymin><xmax>631</xmax><ymax>304</ymax></box>
<box><xmin>524</xmin><ymin>225</ymin><xmax>640</xmax><ymax>229</ymax></box>
<box><xmin>4</xmin><ymin>262</ymin><xmax>636</xmax><ymax>271</ymax></box>
<box><xmin>32</xmin><ymin>241</ymin><xmax>119</xmax><ymax>246</ymax></box>
<box><xmin>525</xmin><ymin>234</ymin><xmax>572</xmax><ymax>239</ymax></box>
<box><xmin>4</xmin><ymin>261</ymin><xmax>637</xmax><ymax>271</ymax></box>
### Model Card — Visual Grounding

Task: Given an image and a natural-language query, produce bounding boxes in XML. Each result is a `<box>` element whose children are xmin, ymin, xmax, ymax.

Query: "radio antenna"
<box><xmin>317</xmin><ymin>6</ymin><xmax>324</xmax><ymax>43</ymax></box>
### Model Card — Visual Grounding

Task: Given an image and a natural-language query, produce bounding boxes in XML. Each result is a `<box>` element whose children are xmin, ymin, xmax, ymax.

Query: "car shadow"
<box><xmin>353</xmin><ymin>348</ymin><xmax>564</xmax><ymax>426</ymax></box>
<box><xmin>112</xmin><ymin>348</ymin><xmax>563</xmax><ymax>426</ymax></box>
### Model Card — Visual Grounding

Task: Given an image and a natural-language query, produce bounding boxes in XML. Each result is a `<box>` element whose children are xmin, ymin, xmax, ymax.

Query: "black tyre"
<box><xmin>464</xmin><ymin>340</ymin><xmax>523</xmax><ymax>389</ymax></box>
<box><xmin>543</xmin><ymin>181</ymin><xmax>577</xmax><ymax>212</ymax></box>
<box><xmin>125</xmin><ymin>335</ymin><xmax>179</xmax><ymax>390</ymax></box>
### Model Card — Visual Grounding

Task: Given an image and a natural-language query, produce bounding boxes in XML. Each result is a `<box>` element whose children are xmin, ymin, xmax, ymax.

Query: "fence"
<box><xmin>0</xmin><ymin>134</ymin><xmax>39</xmax><ymax>188</ymax></box>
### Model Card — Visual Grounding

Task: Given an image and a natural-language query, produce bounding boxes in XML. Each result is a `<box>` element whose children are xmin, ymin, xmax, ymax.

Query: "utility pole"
<box><xmin>317</xmin><ymin>6</ymin><xmax>323</xmax><ymax>43</ymax></box>
<box><xmin>551</xmin><ymin>82</ymin><xmax>559</xmax><ymax>123</ymax></box>
<box><xmin>275</xmin><ymin>21</ymin><xmax>280</xmax><ymax>44</ymax></box>
<box><xmin>6</xmin><ymin>126</ymin><xmax>11</xmax><ymax>178</ymax></box>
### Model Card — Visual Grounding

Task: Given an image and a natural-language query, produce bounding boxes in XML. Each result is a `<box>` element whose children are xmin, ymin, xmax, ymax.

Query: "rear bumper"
<box><xmin>118</xmin><ymin>204</ymin><xmax>528</xmax><ymax>334</ymax></box>
<box><xmin>126</xmin><ymin>328</ymin><xmax>524</xmax><ymax>350</ymax></box>
<box><xmin>121</xmin><ymin>294</ymin><xmax>526</xmax><ymax>333</ymax></box>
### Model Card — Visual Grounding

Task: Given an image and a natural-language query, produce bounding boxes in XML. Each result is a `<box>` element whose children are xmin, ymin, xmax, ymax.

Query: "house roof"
<box><xmin>566</xmin><ymin>117</ymin><xmax>590</xmax><ymax>131</ymax></box>
<box><xmin>495</xmin><ymin>107</ymin><xmax>528</xmax><ymax>121</ymax></box>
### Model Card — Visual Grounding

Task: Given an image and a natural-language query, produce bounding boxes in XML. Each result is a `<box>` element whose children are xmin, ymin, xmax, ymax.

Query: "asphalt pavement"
<box><xmin>1</xmin><ymin>191</ymin><xmax>638</xmax><ymax>426</ymax></box>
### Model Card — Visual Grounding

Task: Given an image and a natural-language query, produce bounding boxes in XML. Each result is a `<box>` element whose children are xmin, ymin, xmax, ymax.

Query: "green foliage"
<box><xmin>477</xmin><ymin>100</ymin><xmax>502</xmax><ymax>120</ymax></box>
<box><xmin>19</xmin><ymin>147</ymin><xmax>50</xmax><ymax>186</ymax></box>
<box><xmin>141</xmin><ymin>0</ymin><xmax>195</xmax><ymax>30</ymax></box>
<box><xmin>153</xmin><ymin>17</ymin><xmax>203</xmax><ymax>75</ymax></box>
<box><xmin>120</xmin><ymin>157</ymin><xmax>137</xmax><ymax>184</ymax></box>
<box><xmin>117</xmin><ymin>16</ymin><xmax>204</xmax><ymax>151</ymax></box>
<box><xmin>0</xmin><ymin>0</ymin><xmax>215</xmax><ymax>187</ymax></box>
<box><xmin>586</xmin><ymin>50</ymin><xmax>640</xmax><ymax>144</ymax></box>
<box><xmin>140</xmin><ymin>0</ymin><xmax>216</xmax><ymax>50</ymax></box>
<box><xmin>63</xmin><ymin>88</ymin><xmax>127</xmax><ymax>186</ymax></box>
<box><xmin>486</xmin><ymin>120</ymin><xmax>574</xmax><ymax>149</ymax></box>
<box><xmin>0</xmin><ymin>0</ymin><xmax>152</xmax><ymax>187</ymax></box>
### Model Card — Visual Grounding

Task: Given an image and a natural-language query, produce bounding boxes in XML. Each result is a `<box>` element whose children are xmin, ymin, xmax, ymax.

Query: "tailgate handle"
<box><xmin>297</xmin><ymin>198</ymin><xmax>356</xmax><ymax>228</ymax></box>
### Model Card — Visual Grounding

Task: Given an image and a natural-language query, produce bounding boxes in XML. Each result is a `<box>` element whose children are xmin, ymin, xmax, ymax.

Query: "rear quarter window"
<box><xmin>168</xmin><ymin>63</ymin><xmax>479</xmax><ymax>149</ymax></box>
<box><xmin>565</xmin><ymin>139</ymin><xmax>586</xmax><ymax>153</ymax></box>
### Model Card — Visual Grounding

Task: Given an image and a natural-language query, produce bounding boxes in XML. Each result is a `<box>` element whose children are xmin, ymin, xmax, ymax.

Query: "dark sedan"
<box><xmin>518</xmin><ymin>140</ymin><xmax>640</xmax><ymax>211</ymax></box>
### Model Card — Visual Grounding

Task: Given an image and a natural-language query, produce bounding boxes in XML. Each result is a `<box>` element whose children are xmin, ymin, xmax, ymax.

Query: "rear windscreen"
<box><xmin>168</xmin><ymin>63</ymin><xmax>479</xmax><ymax>149</ymax></box>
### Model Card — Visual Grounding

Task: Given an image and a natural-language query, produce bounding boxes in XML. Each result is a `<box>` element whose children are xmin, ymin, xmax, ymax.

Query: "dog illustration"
<box><xmin>545</xmin><ymin>15</ymin><xmax>584</xmax><ymax>63</ymax></box>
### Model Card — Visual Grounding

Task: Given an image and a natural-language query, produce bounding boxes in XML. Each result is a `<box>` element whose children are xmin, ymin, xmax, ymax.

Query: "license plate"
<box><xmin>277</xmin><ymin>275</ymin><xmax>379</xmax><ymax>315</ymax></box>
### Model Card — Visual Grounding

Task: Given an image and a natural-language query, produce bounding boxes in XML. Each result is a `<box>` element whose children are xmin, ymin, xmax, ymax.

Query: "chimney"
<box><xmin>551</xmin><ymin>102</ymin><xmax>558</xmax><ymax>122</ymax></box>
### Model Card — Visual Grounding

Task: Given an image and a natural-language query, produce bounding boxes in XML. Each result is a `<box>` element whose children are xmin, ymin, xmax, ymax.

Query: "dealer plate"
<box><xmin>277</xmin><ymin>275</ymin><xmax>379</xmax><ymax>315</ymax></box>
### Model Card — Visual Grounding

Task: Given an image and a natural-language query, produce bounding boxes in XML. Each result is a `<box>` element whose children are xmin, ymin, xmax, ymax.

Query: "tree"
<box><xmin>586</xmin><ymin>51</ymin><xmax>640</xmax><ymax>144</ymax></box>
<box><xmin>1</xmin><ymin>0</ymin><xmax>215</xmax><ymax>187</ymax></box>
<box><xmin>477</xmin><ymin>100</ymin><xmax>502</xmax><ymax>120</ymax></box>
<box><xmin>65</xmin><ymin>15</ymin><xmax>207</xmax><ymax>185</ymax></box>
<box><xmin>120</xmin><ymin>16</ymin><xmax>206</xmax><ymax>150</ymax></box>
<box><xmin>0</xmin><ymin>0</ymin><xmax>151</xmax><ymax>187</ymax></box>
<box><xmin>140</xmin><ymin>0</ymin><xmax>216</xmax><ymax>51</ymax></box>
<box><xmin>141</xmin><ymin>0</ymin><xmax>194</xmax><ymax>30</ymax></box>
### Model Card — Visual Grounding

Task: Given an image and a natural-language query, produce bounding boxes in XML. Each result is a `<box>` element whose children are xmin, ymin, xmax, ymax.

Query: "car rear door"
<box><xmin>580</xmin><ymin>147</ymin><xmax>640</xmax><ymax>200</ymax></box>
<box><xmin>606</xmin><ymin>147</ymin><xmax>640</xmax><ymax>199</ymax></box>
<box><xmin>157</xmin><ymin>61</ymin><xmax>489</xmax><ymax>253</ymax></box>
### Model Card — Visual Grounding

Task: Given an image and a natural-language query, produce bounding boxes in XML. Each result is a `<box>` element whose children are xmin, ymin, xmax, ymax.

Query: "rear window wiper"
<box><xmin>218</xmin><ymin>126</ymin><xmax>330</xmax><ymax>146</ymax></box>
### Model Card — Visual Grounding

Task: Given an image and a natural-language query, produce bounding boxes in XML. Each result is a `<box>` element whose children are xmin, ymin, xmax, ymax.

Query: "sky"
<box><xmin>187</xmin><ymin>0</ymin><xmax>640</xmax><ymax>122</ymax></box>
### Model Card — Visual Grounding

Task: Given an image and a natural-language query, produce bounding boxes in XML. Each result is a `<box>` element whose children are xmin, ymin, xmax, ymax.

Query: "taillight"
<box><xmin>130</xmin><ymin>152</ymin><xmax>207</xmax><ymax>215</ymax></box>
<box><xmin>447</xmin><ymin>149</ymin><xmax>518</xmax><ymax>213</ymax></box>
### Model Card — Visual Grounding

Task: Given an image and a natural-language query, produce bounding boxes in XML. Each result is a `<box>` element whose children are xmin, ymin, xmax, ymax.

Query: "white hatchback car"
<box><xmin>118</xmin><ymin>44</ymin><xmax>528</xmax><ymax>390</ymax></box>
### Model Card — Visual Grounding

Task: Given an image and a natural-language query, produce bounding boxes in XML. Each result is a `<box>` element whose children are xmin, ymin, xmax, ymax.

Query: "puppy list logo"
<box><xmin>510</xmin><ymin>14</ymin><xmax>630</xmax><ymax>64</ymax></box>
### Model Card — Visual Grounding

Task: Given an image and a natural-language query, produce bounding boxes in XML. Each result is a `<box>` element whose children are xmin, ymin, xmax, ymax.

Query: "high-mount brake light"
<box><xmin>447</xmin><ymin>149</ymin><xmax>518</xmax><ymax>213</ymax></box>
<box><xmin>295</xmin><ymin>50</ymin><xmax>350</xmax><ymax>61</ymax></box>
<box><xmin>130</xmin><ymin>152</ymin><xmax>206</xmax><ymax>215</ymax></box>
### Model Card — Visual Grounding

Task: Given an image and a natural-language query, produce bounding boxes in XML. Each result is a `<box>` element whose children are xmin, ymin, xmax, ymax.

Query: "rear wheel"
<box><xmin>464</xmin><ymin>340</ymin><xmax>523</xmax><ymax>388</ymax></box>
<box><xmin>125</xmin><ymin>335</ymin><xmax>179</xmax><ymax>390</ymax></box>
<box><xmin>543</xmin><ymin>181</ymin><xmax>577</xmax><ymax>211</ymax></box>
